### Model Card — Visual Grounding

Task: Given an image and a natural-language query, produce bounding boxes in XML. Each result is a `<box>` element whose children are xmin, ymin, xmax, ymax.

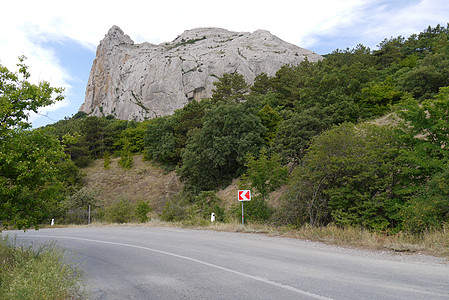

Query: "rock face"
<box><xmin>80</xmin><ymin>26</ymin><xmax>323</xmax><ymax>120</ymax></box>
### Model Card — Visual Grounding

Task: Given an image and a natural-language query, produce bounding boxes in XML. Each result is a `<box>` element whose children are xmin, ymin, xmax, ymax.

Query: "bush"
<box><xmin>0</xmin><ymin>237</ymin><xmax>85</xmax><ymax>299</ymax></box>
<box><xmin>160</xmin><ymin>193</ymin><xmax>191</xmax><ymax>222</ymax></box>
<box><xmin>61</xmin><ymin>188</ymin><xmax>98</xmax><ymax>224</ymax></box>
<box><xmin>193</xmin><ymin>191</ymin><xmax>225</xmax><ymax>222</ymax></box>
<box><xmin>227</xmin><ymin>196</ymin><xmax>273</xmax><ymax>223</ymax></box>
<box><xmin>135</xmin><ymin>200</ymin><xmax>152</xmax><ymax>223</ymax></box>
<box><xmin>105</xmin><ymin>197</ymin><xmax>135</xmax><ymax>223</ymax></box>
<box><xmin>103</xmin><ymin>151</ymin><xmax>111</xmax><ymax>169</ymax></box>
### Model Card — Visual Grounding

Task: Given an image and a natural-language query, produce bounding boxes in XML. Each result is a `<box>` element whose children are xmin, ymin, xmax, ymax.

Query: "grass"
<box><xmin>71</xmin><ymin>215</ymin><xmax>449</xmax><ymax>258</ymax></box>
<box><xmin>0</xmin><ymin>236</ymin><xmax>86</xmax><ymax>300</ymax></box>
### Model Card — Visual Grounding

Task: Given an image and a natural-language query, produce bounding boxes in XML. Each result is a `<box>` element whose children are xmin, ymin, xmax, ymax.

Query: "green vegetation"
<box><xmin>0</xmin><ymin>236</ymin><xmax>85</xmax><ymax>299</ymax></box>
<box><xmin>0</xmin><ymin>56</ymin><xmax>69</xmax><ymax>230</ymax></box>
<box><xmin>2</xmin><ymin>24</ymin><xmax>449</xmax><ymax>240</ymax></box>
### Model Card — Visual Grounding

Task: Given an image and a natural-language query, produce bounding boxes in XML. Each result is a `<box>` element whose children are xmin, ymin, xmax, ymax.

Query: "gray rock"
<box><xmin>80</xmin><ymin>26</ymin><xmax>323</xmax><ymax>121</ymax></box>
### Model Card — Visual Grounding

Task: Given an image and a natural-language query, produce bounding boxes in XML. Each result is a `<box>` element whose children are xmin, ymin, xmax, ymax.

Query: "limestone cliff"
<box><xmin>79</xmin><ymin>26</ymin><xmax>322</xmax><ymax>120</ymax></box>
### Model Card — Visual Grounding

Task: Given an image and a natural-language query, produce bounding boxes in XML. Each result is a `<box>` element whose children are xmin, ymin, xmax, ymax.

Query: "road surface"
<box><xmin>4</xmin><ymin>227</ymin><xmax>449</xmax><ymax>299</ymax></box>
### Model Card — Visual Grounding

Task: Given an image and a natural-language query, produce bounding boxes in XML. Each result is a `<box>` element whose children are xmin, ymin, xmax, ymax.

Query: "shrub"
<box><xmin>105</xmin><ymin>197</ymin><xmax>135</xmax><ymax>223</ymax></box>
<box><xmin>103</xmin><ymin>151</ymin><xmax>111</xmax><ymax>169</ymax></box>
<box><xmin>227</xmin><ymin>196</ymin><xmax>273</xmax><ymax>223</ymax></box>
<box><xmin>135</xmin><ymin>200</ymin><xmax>152</xmax><ymax>223</ymax></box>
<box><xmin>193</xmin><ymin>191</ymin><xmax>225</xmax><ymax>222</ymax></box>
<box><xmin>0</xmin><ymin>237</ymin><xmax>85</xmax><ymax>299</ymax></box>
<box><xmin>160</xmin><ymin>193</ymin><xmax>192</xmax><ymax>222</ymax></box>
<box><xmin>61</xmin><ymin>188</ymin><xmax>98</xmax><ymax>224</ymax></box>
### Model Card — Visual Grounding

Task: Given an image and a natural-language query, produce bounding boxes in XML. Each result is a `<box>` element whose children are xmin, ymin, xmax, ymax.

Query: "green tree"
<box><xmin>401</xmin><ymin>168</ymin><xmax>449</xmax><ymax>234</ymax></box>
<box><xmin>0</xmin><ymin>56</ymin><xmax>64</xmax><ymax>134</ymax></box>
<box><xmin>240</xmin><ymin>148</ymin><xmax>288</xmax><ymax>201</ymax></box>
<box><xmin>145</xmin><ymin>116</ymin><xmax>177</xmax><ymax>165</ymax></box>
<box><xmin>118</xmin><ymin>138</ymin><xmax>134</xmax><ymax>170</ymax></box>
<box><xmin>178</xmin><ymin>103</ymin><xmax>265</xmax><ymax>192</ymax></box>
<box><xmin>105</xmin><ymin>197</ymin><xmax>135</xmax><ymax>223</ymax></box>
<box><xmin>103</xmin><ymin>151</ymin><xmax>111</xmax><ymax>169</ymax></box>
<box><xmin>279</xmin><ymin>122</ymin><xmax>403</xmax><ymax>230</ymax></box>
<box><xmin>210</xmin><ymin>73</ymin><xmax>249</xmax><ymax>103</ymax></box>
<box><xmin>135</xmin><ymin>200</ymin><xmax>152</xmax><ymax>223</ymax></box>
<box><xmin>257</xmin><ymin>104</ymin><xmax>282</xmax><ymax>143</ymax></box>
<box><xmin>395</xmin><ymin>87</ymin><xmax>449</xmax><ymax>189</ymax></box>
<box><xmin>273</xmin><ymin>109</ymin><xmax>329</xmax><ymax>164</ymax></box>
<box><xmin>250</xmin><ymin>73</ymin><xmax>272</xmax><ymax>95</ymax></box>
<box><xmin>394</xmin><ymin>87</ymin><xmax>449</xmax><ymax>232</ymax></box>
<box><xmin>0</xmin><ymin>129</ymin><xmax>69</xmax><ymax>229</ymax></box>
<box><xmin>0</xmin><ymin>58</ymin><xmax>66</xmax><ymax>229</ymax></box>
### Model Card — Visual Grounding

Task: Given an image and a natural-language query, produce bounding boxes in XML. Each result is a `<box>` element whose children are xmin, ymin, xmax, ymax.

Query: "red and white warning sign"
<box><xmin>238</xmin><ymin>190</ymin><xmax>251</xmax><ymax>201</ymax></box>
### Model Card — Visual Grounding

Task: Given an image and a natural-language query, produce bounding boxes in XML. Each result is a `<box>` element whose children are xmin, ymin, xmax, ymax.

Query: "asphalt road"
<box><xmin>5</xmin><ymin>227</ymin><xmax>449</xmax><ymax>300</ymax></box>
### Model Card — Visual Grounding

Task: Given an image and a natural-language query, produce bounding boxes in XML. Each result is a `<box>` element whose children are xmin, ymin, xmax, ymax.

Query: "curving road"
<box><xmin>5</xmin><ymin>227</ymin><xmax>449</xmax><ymax>300</ymax></box>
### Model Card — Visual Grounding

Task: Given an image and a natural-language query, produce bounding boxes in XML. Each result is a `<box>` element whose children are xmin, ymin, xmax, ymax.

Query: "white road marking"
<box><xmin>28</xmin><ymin>234</ymin><xmax>333</xmax><ymax>300</ymax></box>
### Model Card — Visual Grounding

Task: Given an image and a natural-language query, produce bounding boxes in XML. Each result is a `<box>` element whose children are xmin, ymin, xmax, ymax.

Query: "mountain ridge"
<box><xmin>79</xmin><ymin>26</ymin><xmax>323</xmax><ymax>121</ymax></box>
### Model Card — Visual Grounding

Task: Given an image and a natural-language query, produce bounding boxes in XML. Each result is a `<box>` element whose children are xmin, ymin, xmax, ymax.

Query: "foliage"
<box><xmin>144</xmin><ymin>100</ymin><xmax>210</xmax><ymax>168</ymax></box>
<box><xmin>394</xmin><ymin>87</ymin><xmax>449</xmax><ymax>232</ymax></box>
<box><xmin>401</xmin><ymin>169</ymin><xmax>449</xmax><ymax>234</ymax></box>
<box><xmin>118</xmin><ymin>138</ymin><xmax>134</xmax><ymax>169</ymax></box>
<box><xmin>272</xmin><ymin>108</ymin><xmax>329</xmax><ymax>164</ymax></box>
<box><xmin>160</xmin><ymin>193</ymin><xmax>192</xmax><ymax>222</ymax></box>
<box><xmin>193</xmin><ymin>191</ymin><xmax>225</xmax><ymax>222</ymax></box>
<box><xmin>145</xmin><ymin>116</ymin><xmax>177</xmax><ymax>165</ymax></box>
<box><xmin>210</xmin><ymin>73</ymin><xmax>249</xmax><ymax>103</ymax></box>
<box><xmin>0</xmin><ymin>129</ymin><xmax>69</xmax><ymax>229</ymax></box>
<box><xmin>61</xmin><ymin>188</ymin><xmax>98</xmax><ymax>224</ymax></box>
<box><xmin>240</xmin><ymin>148</ymin><xmax>288</xmax><ymax>201</ymax></box>
<box><xmin>257</xmin><ymin>104</ymin><xmax>282</xmax><ymax>143</ymax></box>
<box><xmin>279</xmin><ymin>123</ymin><xmax>403</xmax><ymax>230</ymax></box>
<box><xmin>227</xmin><ymin>196</ymin><xmax>273</xmax><ymax>223</ymax></box>
<box><xmin>116</xmin><ymin>121</ymin><xmax>149</xmax><ymax>153</ymax></box>
<box><xmin>178</xmin><ymin>103</ymin><xmax>266</xmax><ymax>191</ymax></box>
<box><xmin>0</xmin><ymin>58</ymin><xmax>68</xmax><ymax>229</ymax></box>
<box><xmin>105</xmin><ymin>197</ymin><xmax>135</xmax><ymax>223</ymax></box>
<box><xmin>103</xmin><ymin>151</ymin><xmax>111</xmax><ymax>169</ymax></box>
<box><xmin>0</xmin><ymin>237</ymin><xmax>85</xmax><ymax>299</ymax></box>
<box><xmin>135</xmin><ymin>200</ymin><xmax>152</xmax><ymax>223</ymax></box>
<box><xmin>0</xmin><ymin>56</ymin><xmax>64</xmax><ymax>134</ymax></box>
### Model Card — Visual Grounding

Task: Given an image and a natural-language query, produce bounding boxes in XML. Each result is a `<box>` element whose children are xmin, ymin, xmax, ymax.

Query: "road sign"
<box><xmin>238</xmin><ymin>190</ymin><xmax>251</xmax><ymax>201</ymax></box>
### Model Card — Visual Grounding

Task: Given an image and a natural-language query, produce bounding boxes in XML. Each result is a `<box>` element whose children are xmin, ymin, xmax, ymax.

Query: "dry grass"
<box><xmin>81</xmin><ymin>155</ymin><xmax>182</xmax><ymax>212</ymax></box>
<box><xmin>59</xmin><ymin>219</ymin><xmax>449</xmax><ymax>258</ymax></box>
<box><xmin>77</xmin><ymin>156</ymin><xmax>448</xmax><ymax>258</ymax></box>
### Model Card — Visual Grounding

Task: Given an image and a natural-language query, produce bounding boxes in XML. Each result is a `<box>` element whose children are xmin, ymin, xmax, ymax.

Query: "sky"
<box><xmin>1</xmin><ymin>0</ymin><xmax>448</xmax><ymax>128</ymax></box>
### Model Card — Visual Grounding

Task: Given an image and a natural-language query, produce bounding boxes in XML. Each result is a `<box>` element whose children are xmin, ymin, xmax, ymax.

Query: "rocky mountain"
<box><xmin>79</xmin><ymin>26</ymin><xmax>323</xmax><ymax>121</ymax></box>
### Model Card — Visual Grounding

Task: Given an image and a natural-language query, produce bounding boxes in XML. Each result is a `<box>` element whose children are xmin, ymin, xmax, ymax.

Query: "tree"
<box><xmin>250</xmin><ymin>73</ymin><xmax>272</xmax><ymax>95</ymax></box>
<box><xmin>240</xmin><ymin>148</ymin><xmax>288</xmax><ymax>201</ymax></box>
<box><xmin>0</xmin><ymin>58</ymin><xmax>67</xmax><ymax>229</ymax></box>
<box><xmin>394</xmin><ymin>87</ymin><xmax>449</xmax><ymax>232</ymax></box>
<box><xmin>178</xmin><ymin>103</ymin><xmax>265</xmax><ymax>192</ymax></box>
<box><xmin>135</xmin><ymin>200</ymin><xmax>152</xmax><ymax>223</ymax></box>
<box><xmin>273</xmin><ymin>109</ymin><xmax>329</xmax><ymax>164</ymax></box>
<box><xmin>0</xmin><ymin>56</ymin><xmax>64</xmax><ymax>134</ymax></box>
<box><xmin>0</xmin><ymin>129</ymin><xmax>68</xmax><ymax>229</ymax></box>
<box><xmin>145</xmin><ymin>116</ymin><xmax>177</xmax><ymax>165</ymax></box>
<box><xmin>210</xmin><ymin>73</ymin><xmax>249</xmax><ymax>103</ymax></box>
<box><xmin>279</xmin><ymin>122</ymin><xmax>403</xmax><ymax>230</ymax></box>
<box><xmin>257</xmin><ymin>104</ymin><xmax>282</xmax><ymax>143</ymax></box>
<box><xmin>118</xmin><ymin>137</ymin><xmax>134</xmax><ymax>170</ymax></box>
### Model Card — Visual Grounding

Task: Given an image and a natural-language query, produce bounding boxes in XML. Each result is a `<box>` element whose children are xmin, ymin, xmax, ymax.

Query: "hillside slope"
<box><xmin>81</xmin><ymin>155</ymin><xmax>286</xmax><ymax>212</ymax></box>
<box><xmin>81</xmin><ymin>155</ymin><xmax>182</xmax><ymax>212</ymax></box>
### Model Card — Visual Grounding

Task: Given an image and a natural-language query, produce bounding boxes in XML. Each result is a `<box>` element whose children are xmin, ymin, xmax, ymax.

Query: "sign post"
<box><xmin>238</xmin><ymin>190</ymin><xmax>251</xmax><ymax>226</ymax></box>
